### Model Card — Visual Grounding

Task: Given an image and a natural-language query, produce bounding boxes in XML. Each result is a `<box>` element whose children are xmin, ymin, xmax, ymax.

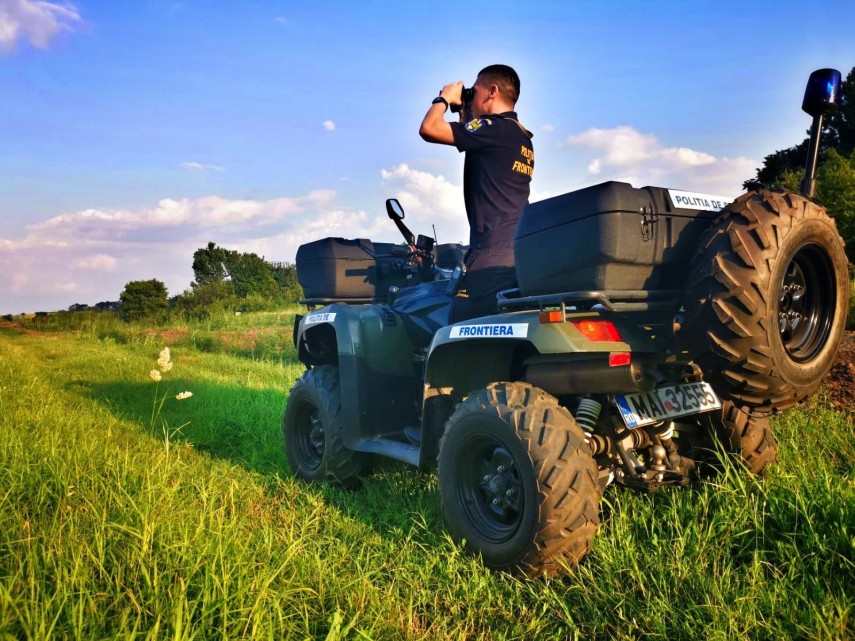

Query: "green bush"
<box><xmin>171</xmin><ymin>281</ymin><xmax>239</xmax><ymax>320</ymax></box>
<box><xmin>189</xmin><ymin>332</ymin><xmax>221</xmax><ymax>353</ymax></box>
<box><xmin>815</xmin><ymin>149</ymin><xmax>855</xmax><ymax>264</ymax></box>
<box><xmin>237</xmin><ymin>293</ymin><xmax>286</xmax><ymax>313</ymax></box>
<box><xmin>771</xmin><ymin>150</ymin><xmax>854</xmax><ymax>264</ymax></box>
<box><xmin>120</xmin><ymin>279</ymin><xmax>168</xmax><ymax>322</ymax></box>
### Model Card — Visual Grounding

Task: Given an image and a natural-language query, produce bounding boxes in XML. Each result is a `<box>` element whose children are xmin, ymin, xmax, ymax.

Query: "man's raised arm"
<box><xmin>419</xmin><ymin>81</ymin><xmax>464</xmax><ymax>145</ymax></box>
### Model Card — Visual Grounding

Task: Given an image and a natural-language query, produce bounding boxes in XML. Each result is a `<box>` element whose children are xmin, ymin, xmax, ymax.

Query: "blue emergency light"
<box><xmin>800</xmin><ymin>68</ymin><xmax>842</xmax><ymax>197</ymax></box>
<box><xmin>802</xmin><ymin>68</ymin><xmax>841</xmax><ymax>117</ymax></box>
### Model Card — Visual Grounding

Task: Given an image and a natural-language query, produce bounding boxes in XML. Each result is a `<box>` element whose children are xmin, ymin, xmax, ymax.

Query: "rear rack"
<box><xmin>496</xmin><ymin>288</ymin><xmax>682</xmax><ymax>314</ymax></box>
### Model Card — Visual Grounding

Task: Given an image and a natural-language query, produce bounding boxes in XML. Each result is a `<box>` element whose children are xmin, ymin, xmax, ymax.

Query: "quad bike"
<box><xmin>283</xmin><ymin>69</ymin><xmax>849</xmax><ymax>576</ymax></box>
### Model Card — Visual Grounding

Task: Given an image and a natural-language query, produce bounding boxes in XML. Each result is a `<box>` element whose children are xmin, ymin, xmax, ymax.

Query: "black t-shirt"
<box><xmin>450</xmin><ymin>111</ymin><xmax>534</xmax><ymax>264</ymax></box>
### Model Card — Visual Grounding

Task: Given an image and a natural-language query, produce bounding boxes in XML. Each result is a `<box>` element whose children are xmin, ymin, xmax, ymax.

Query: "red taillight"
<box><xmin>609</xmin><ymin>352</ymin><xmax>632</xmax><ymax>367</ymax></box>
<box><xmin>571</xmin><ymin>319</ymin><xmax>622</xmax><ymax>342</ymax></box>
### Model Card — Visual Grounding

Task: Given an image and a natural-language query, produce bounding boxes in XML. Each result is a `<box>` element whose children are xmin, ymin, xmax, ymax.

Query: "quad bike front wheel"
<box><xmin>683</xmin><ymin>189</ymin><xmax>849</xmax><ymax>413</ymax></box>
<box><xmin>437</xmin><ymin>382</ymin><xmax>602</xmax><ymax>577</ymax></box>
<box><xmin>283</xmin><ymin>365</ymin><xmax>369</xmax><ymax>487</ymax></box>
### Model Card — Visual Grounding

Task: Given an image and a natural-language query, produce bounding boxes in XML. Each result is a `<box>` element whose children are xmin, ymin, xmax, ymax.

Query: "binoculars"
<box><xmin>450</xmin><ymin>87</ymin><xmax>475</xmax><ymax>113</ymax></box>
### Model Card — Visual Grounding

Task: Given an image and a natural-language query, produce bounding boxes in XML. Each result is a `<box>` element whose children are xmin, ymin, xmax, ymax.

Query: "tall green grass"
<box><xmin>0</xmin><ymin>319</ymin><xmax>851</xmax><ymax>639</ymax></box>
<box><xmin>17</xmin><ymin>308</ymin><xmax>303</xmax><ymax>364</ymax></box>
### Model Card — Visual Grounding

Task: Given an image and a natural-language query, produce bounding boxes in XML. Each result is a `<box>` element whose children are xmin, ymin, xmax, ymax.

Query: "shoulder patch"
<box><xmin>465</xmin><ymin>117</ymin><xmax>492</xmax><ymax>132</ymax></box>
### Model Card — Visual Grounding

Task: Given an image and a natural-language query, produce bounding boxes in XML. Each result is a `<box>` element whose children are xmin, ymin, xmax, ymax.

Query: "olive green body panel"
<box><xmin>296</xmin><ymin>304</ymin><xmax>420</xmax><ymax>451</ymax></box>
<box><xmin>298</xmin><ymin>303</ymin><xmax>414</xmax><ymax>372</ymax></box>
<box><xmin>424</xmin><ymin>310</ymin><xmax>663</xmax><ymax>401</ymax></box>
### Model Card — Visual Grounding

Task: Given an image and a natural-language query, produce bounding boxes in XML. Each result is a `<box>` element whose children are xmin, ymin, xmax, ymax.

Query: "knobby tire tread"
<box><xmin>700</xmin><ymin>401</ymin><xmax>778</xmax><ymax>475</ymax></box>
<box><xmin>284</xmin><ymin>365</ymin><xmax>368</xmax><ymax>487</ymax></box>
<box><xmin>683</xmin><ymin>189</ymin><xmax>848</xmax><ymax>413</ymax></box>
<box><xmin>438</xmin><ymin>382</ymin><xmax>602</xmax><ymax>576</ymax></box>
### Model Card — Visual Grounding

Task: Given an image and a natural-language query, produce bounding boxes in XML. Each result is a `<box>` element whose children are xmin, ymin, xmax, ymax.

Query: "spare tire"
<box><xmin>682</xmin><ymin>189</ymin><xmax>849</xmax><ymax>413</ymax></box>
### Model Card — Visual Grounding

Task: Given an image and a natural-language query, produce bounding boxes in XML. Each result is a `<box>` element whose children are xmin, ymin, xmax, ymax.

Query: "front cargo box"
<box><xmin>296</xmin><ymin>237</ymin><xmax>438</xmax><ymax>304</ymax></box>
<box><xmin>296</xmin><ymin>238</ymin><xmax>389</xmax><ymax>303</ymax></box>
<box><xmin>514</xmin><ymin>181</ymin><xmax>720</xmax><ymax>296</ymax></box>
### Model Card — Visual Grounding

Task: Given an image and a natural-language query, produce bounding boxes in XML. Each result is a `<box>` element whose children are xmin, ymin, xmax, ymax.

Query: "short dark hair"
<box><xmin>477</xmin><ymin>64</ymin><xmax>521</xmax><ymax>104</ymax></box>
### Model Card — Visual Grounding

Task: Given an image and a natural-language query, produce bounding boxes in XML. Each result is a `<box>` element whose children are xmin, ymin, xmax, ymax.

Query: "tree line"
<box><xmin>744</xmin><ymin>66</ymin><xmax>854</xmax><ymax>263</ymax></box>
<box><xmin>117</xmin><ymin>243</ymin><xmax>302</xmax><ymax>321</ymax></box>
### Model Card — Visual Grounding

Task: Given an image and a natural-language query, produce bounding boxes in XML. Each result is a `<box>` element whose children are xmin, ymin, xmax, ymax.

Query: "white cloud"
<box><xmin>323</xmin><ymin>120</ymin><xmax>336</xmax><ymax>131</ymax></box>
<box><xmin>56</xmin><ymin>280</ymin><xmax>78</xmax><ymax>292</ymax></box>
<box><xmin>380</xmin><ymin>164</ymin><xmax>469</xmax><ymax>245</ymax></box>
<box><xmin>26</xmin><ymin>192</ymin><xmax>336</xmax><ymax>241</ymax></box>
<box><xmin>180</xmin><ymin>161</ymin><xmax>224</xmax><ymax>172</ymax></box>
<box><xmin>72</xmin><ymin>253</ymin><xmax>117</xmax><ymax>270</ymax></box>
<box><xmin>379</xmin><ymin>164</ymin><xmax>461</xmax><ymax>218</ymax></box>
<box><xmin>561</xmin><ymin>125</ymin><xmax>755</xmax><ymax>196</ymax></box>
<box><xmin>274</xmin><ymin>16</ymin><xmax>288</xmax><ymax>25</ymax></box>
<box><xmin>5</xmin><ymin>252</ymin><xmax>79</xmax><ymax>298</ymax></box>
<box><xmin>0</xmin><ymin>0</ymin><xmax>82</xmax><ymax>53</ymax></box>
<box><xmin>541</xmin><ymin>123</ymin><xmax>555</xmax><ymax>133</ymax></box>
<box><xmin>0</xmin><ymin>189</ymin><xmax>396</xmax><ymax>313</ymax></box>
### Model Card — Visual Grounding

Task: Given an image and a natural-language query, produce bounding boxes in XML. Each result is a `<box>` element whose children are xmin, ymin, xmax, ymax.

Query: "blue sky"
<box><xmin>1</xmin><ymin>0</ymin><xmax>853</xmax><ymax>313</ymax></box>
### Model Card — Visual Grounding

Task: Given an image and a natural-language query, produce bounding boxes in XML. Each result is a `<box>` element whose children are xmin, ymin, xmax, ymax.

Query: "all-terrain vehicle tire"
<box><xmin>683</xmin><ymin>189</ymin><xmax>849</xmax><ymax>414</ymax></box>
<box><xmin>283</xmin><ymin>365</ymin><xmax>370</xmax><ymax>487</ymax></box>
<box><xmin>696</xmin><ymin>400</ymin><xmax>778</xmax><ymax>475</ymax></box>
<box><xmin>437</xmin><ymin>382</ymin><xmax>602</xmax><ymax>577</ymax></box>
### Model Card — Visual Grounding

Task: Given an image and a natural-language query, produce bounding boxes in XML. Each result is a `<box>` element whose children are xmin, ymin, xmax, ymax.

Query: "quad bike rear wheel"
<box><xmin>437</xmin><ymin>382</ymin><xmax>602</xmax><ymax>577</ymax></box>
<box><xmin>283</xmin><ymin>365</ymin><xmax>369</xmax><ymax>487</ymax></box>
<box><xmin>683</xmin><ymin>189</ymin><xmax>849</xmax><ymax>413</ymax></box>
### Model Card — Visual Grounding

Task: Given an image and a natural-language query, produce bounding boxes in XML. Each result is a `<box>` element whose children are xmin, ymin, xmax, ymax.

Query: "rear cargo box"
<box><xmin>514</xmin><ymin>181</ymin><xmax>720</xmax><ymax>296</ymax></box>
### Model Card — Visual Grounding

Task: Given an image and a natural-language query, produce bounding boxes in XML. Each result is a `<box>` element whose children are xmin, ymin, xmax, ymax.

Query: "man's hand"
<box><xmin>440</xmin><ymin>81</ymin><xmax>464</xmax><ymax>110</ymax></box>
<box><xmin>419</xmin><ymin>80</ymin><xmax>463</xmax><ymax>145</ymax></box>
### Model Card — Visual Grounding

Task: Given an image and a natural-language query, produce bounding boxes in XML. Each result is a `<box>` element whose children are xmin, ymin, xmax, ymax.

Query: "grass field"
<box><xmin>0</xmin><ymin>311</ymin><xmax>852</xmax><ymax>640</ymax></box>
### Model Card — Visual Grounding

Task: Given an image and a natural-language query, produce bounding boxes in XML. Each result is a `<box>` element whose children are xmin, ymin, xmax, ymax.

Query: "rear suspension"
<box><xmin>574</xmin><ymin>398</ymin><xmax>696</xmax><ymax>491</ymax></box>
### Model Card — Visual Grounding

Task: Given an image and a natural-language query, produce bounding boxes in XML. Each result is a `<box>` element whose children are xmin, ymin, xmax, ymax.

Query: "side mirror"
<box><xmin>385</xmin><ymin>198</ymin><xmax>414</xmax><ymax>245</ymax></box>
<box><xmin>386</xmin><ymin>198</ymin><xmax>405</xmax><ymax>221</ymax></box>
<box><xmin>802</xmin><ymin>68</ymin><xmax>841</xmax><ymax>117</ymax></box>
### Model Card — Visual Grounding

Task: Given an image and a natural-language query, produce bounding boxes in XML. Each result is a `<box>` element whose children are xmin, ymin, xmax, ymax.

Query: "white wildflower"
<box><xmin>176</xmin><ymin>391</ymin><xmax>193</xmax><ymax>401</ymax></box>
<box><xmin>157</xmin><ymin>347</ymin><xmax>172</xmax><ymax>370</ymax></box>
<box><xmin>149</xmin><ymin>370</ymin><xmax>162</xmax><ymax>382</ymax></box>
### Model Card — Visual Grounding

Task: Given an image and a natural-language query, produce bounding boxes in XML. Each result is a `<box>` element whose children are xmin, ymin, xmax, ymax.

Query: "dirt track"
<box><xmin>825</xmin><ymin>330</ymin><xmax>855</xmax><ymax>413</ymax></box>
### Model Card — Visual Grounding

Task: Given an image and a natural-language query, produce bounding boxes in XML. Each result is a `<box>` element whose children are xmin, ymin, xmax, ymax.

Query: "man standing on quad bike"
<box><xmin>419</xmin><ymin>64</ymin><xmax>534</xmax><ymax>323</ymax></box>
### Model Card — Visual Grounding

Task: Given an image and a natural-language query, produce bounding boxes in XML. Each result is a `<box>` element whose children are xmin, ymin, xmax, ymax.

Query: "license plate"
<box><xmin>614</xmin><ymin>382</ymin><xmax>721</xmax><ymax>428</ymax></box>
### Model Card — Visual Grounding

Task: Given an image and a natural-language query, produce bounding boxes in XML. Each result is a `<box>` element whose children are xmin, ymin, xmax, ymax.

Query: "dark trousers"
<box><xmin>448</xmin><ymin>252</ymin><xmax>517</xmax><ymax>323</ymax></box>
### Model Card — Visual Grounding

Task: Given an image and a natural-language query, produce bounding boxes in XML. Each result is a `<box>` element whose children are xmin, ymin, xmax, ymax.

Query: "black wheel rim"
<box><xmin>777</xmin><ymin>243</ymin><xmax>836</xmax><ymax>363</ymax></box>
<box><xmin>455</xmin><ymin>434</ymin><xmax>525</xmax><ymax>544</ymax></box>
<box><xmin>293</xmin><ymin>401</ymin><xmax>325</xmax><ymax>471</ymax></box>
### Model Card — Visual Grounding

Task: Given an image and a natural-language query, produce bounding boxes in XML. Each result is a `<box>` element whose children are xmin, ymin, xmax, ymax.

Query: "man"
<box><xmin>419</xmin><ymin>64</ymin><xmax>534</xmax><ymax>323</ymax></box>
